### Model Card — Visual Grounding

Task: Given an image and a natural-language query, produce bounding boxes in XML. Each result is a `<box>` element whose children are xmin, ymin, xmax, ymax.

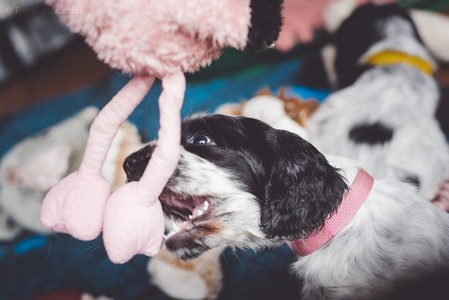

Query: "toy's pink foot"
<box><xmin>103</xmin><ymin>181</ymin><xmax>165</xmax><ymax>264</ymax></box>
<box><xmin>41</xmin><ymin>171</ymin><xmax>111</xmax><ymax>240</ymax></box>
<box><xmin>432</xmin><ymin>180</ymin><xmax>449</xmax><ymax>212</ymax></box>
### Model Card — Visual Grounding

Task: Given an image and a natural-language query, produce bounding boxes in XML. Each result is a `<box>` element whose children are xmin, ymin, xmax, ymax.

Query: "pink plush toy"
<box><xmin>40</xmin><ymin>0</ymin><xmax>283</xmax><ymax>263</ymax></box>
<box><xmin>276</xmin><ymin>0</ymin><xmax>397</xmax><ymax>52</ymax></box>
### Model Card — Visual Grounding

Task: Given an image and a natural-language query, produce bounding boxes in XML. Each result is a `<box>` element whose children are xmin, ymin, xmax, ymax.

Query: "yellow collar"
<box><xmin>362</xmin><ymin>50</ymin><xmax>434</xmax><ymax>76</ymax></box>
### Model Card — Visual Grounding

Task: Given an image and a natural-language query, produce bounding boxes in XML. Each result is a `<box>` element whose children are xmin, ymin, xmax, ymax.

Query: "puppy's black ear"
<box><xmin>260</xmin><ymin>130</ymin><xmax>348</xmax><ymax>240</ymax></box>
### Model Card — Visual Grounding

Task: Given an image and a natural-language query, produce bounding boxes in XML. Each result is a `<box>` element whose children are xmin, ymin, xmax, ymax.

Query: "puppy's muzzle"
<box><xmin>123</xmin><ymin>144</ymin><xmax>154</xmax><ymax>182</ymax></box>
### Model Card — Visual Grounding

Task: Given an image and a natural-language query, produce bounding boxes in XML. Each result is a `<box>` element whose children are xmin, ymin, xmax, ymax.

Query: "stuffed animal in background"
<box><xmin>102</xmin><ymin>121</ymin><xmax>143</xmax><ymax>192</ymax></box>
<box><xmin>41</xmin><ymin>0</ymin><xmax>283</xmax><ymax>263</ymax></box>
<box><xmin>215</xmin><ymin>88</ymin><xmax>319</xmax><ymax>141</ymax></box>
<box><xmin>0</xmin><ymin>107</ymin><xmax>97</xmax><ymax>240</ymax></box>
<box><xmin>308</xmin><ymin>2</ymin><xmax>449</xmax><ymax>208</ymax></box>
<box><xmin>148</xmin><ymin>220</ymin><xmax>224</xmax><ymax>300</ymax></box>
<box><xmin>276</xmin><ymin>0</ymin><xmax>397</xmax><ymax>52</ymax></box>
<box><xmin>0</xmin><ymin>107</ymin><xmax>143</xmax><ymax>241</ymax></box>
<box><xmin>277</xmin><ymin>88</ymin><xmax>320</xmax><ymax>127</ymax></box>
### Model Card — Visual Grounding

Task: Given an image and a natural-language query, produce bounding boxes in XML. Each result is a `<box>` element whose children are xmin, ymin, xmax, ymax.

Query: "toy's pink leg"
<box><xmin>41</xmin><ymin>76</ymin><xmax>154</xmax><ymax>240</ymax></box>
<box><xmin>433</xmin><ymin>180</ymin><xmax>449</xmax><ymax>212</ymax></box>
<box><xmin>79</xmin><ymin>76</ymin><xmax>155</xmax><ymax>176</ymax></box>
<box><xmin>137</xmin><ymin>75</ymin><xmax>185</xmax><ymax>199</ymax></box>
<box><xmin>103</xmin><ymin>72</ymin><xmax>185</xmax><ymax>263</ymax></box>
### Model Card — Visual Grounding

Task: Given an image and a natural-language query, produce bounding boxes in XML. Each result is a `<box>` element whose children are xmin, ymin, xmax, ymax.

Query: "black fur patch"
<box><xmin>436</xmin><ymin>87</ymin><xmax>449</xmax><ymax>137</ymax></box>
<box><xmin>181</xmin><ymin>115</ymin><xmax>270</xmax><ymax>198</ymax></box>
<box><xmin>164</xmin><ymin>227</ymin><xmax>212</xmax><ymax>260</ymax></box>
<box><xmin>183</xmin><ymin>115</ymin><xmax>348</xmax><ymax>240</ymax></box>
<box><xmin>245</xmin><ymin>0</ymin><xmax>283</xmax><ymax>52</ymax></box>
<box><xmin>259</xmin><ymin>128</ymin><xmax>348</xmax><ymax>240</ymax></box>
<box><xmin>349</xmin><ymin>122</ymin><xmax>393</xmax><ymax>145</ymax></box>
<box><xmin>124</xmin><ymin>144</ymin><xmax>154</xmax><ymax>182</ymax></box>
<box><xmin>404</xmin><ymin>175</ymin><xmax>420</xmax><ymax>190</ymax></box>
<box><xmin>6</xmin><ymin>216</ymin><xmax>17</xmax><ymax>230</ymax></box>
<box><xmin>125</xmin><ymin>114</ymin><xmax>348</xmax><ymax>244</ymax></box>
<box><xmin>333</xmin><ymin>4</ymin><xmax>422</xmax><ymax>88</ymax></box>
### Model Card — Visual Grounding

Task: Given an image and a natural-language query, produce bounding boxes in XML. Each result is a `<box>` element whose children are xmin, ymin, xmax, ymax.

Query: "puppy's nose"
<box><xmin>123</xmin><ymin>145</ymin><xmax>154</xmax><ymax>181</ymax></box>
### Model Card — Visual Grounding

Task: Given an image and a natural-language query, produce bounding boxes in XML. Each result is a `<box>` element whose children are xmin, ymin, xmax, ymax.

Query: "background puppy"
<box><xmin>308</xmin><ymin>3</ymin><xmax>449</xmax><ymax>206</ymax></box>
<box><xmin>125</xmin><ymin>114</ymin><xmax>449</xmax><ymax>300</ymax></box>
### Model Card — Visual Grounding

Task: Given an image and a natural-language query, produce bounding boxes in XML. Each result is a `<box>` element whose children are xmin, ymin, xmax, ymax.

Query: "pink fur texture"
<box><xmin>276</xmin><ymin>0</ymin><xmax>397</xmax><ymax>51</ymax></box>
<box><xmin>41</xmin><ymin>0</ymin><xmax>252</xmax><ymax>263</ymax></box>
<box><xmin>46</xmin><ymin>0</ymin><xmax>250</xmax><ymax>76</ymax></box>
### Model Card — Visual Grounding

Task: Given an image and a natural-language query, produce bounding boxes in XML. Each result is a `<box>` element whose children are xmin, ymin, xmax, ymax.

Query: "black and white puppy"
<box><xmin>309</xmin><ymin>4</ymin><xmax>449</xmax><ymax>206</ymax></box>
<box><xmin>125</xmin><ymin>114</ymin><xmax>449</xmax><ymax>300</ymax></box>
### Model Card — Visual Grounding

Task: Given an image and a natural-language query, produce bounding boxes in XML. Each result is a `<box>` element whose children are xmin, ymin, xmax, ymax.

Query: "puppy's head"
<box><xmin>124</xmin><ymin>115</ymin><xmax>347</xmax><ymax>260</ymax></box>
<box><xmin>325</xmin><ymin>3</ymin><xmax>423</xmax><ymax>88</ymax></box>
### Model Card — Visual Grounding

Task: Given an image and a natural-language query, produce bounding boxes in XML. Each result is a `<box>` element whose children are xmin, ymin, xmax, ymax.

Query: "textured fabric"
<box><xmin>0</xmin><ymin>233</ymin><xmax>298</xmax><ymax>300</ymax></box>
<box><xmin>46</xmin><ymin>0</ymin><xmax>250</xmax><ymax>76</ymax></box>
<box><xmin>290</xmin><ymin>168</ymin><xmax>374</xmax><ymax>256</ymax></box>
<box><xmin>103</xmin><ymin>73</ymin><xmax>185</xmax><ymax>263</ymax></box>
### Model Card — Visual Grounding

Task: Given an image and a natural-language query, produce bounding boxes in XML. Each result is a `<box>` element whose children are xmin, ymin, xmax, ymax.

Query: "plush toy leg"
<box><xmin>103</xmin><ymin>72</ymin><xmax>185</xmax><ymax>264</ymax></box>
<box><xmin>41</xmin><ymin>76</ymin><xmax>155</xmax><ymax>240</ymax></box>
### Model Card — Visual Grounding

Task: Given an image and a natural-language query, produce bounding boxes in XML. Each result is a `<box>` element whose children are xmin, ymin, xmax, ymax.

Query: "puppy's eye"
<box><xmin>188</xmin><ymin>133</ymin><xmax>213</xmax><ymax>145</ymax></box>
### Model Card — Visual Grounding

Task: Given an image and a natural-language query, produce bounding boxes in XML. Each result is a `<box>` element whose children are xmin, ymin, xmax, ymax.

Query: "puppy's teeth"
<box><xmin>192</xmin><ymin>200</ymin><xmax>209</xmax><ymax>218</ymax></box>
<box><xmin>188</xmin><ymin>215</ymin><xmax>193</xmax><ymax>220</ymax></box>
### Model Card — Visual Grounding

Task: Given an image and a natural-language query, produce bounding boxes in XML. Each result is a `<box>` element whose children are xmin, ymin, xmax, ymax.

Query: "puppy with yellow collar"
<box><xmin>309</xmin><ymin>3</ymin><xmax>449</xmax><ymax>209</ymax></box>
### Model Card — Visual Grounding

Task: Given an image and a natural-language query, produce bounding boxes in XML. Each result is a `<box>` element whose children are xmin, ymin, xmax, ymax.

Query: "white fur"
<box><xmin>295</xmin><ymin>156</ymin><xmax>449</xmax><ymax>299</ymax></box>
<box><xmin>169</xmin><ymin>149</ymin><xmax>272</xmax><ymax>252</ymax></box>
<box><xmin>324</xmin><ymin>0</ymin><xmax>359</xmax><ymax>33</ymax></box>
<box><xmin>166</xmin><ymin>142</ymin><xmax>449</xmax><ymax>299</ymax></box>
<box><xmin>321</xmin><ymin>44</ymin><xmax>338</xmax><ymax>88</ymax></box>
<box><xmin>309</xmin><ymin>16</ymin><xmax>449</xmax><ymax>201</ymax></box>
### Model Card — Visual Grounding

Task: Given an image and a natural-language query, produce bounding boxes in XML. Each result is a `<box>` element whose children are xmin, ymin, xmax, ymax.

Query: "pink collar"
<box><xmin>289</xmin><ymin>168</ymin><xmax>374</xmax><ymax>256</ymax></box>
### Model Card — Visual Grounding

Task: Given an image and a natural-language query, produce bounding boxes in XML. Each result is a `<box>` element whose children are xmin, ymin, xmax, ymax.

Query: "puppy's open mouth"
<box><xmin>159</xmin><ymin>188</ymin><xmax>212</xmax><ymax>230</ymax></box>
<box><xmin>160</xmin><ymin>188</ymin><xmax>218</xmax><ymax>259</ymax></box>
